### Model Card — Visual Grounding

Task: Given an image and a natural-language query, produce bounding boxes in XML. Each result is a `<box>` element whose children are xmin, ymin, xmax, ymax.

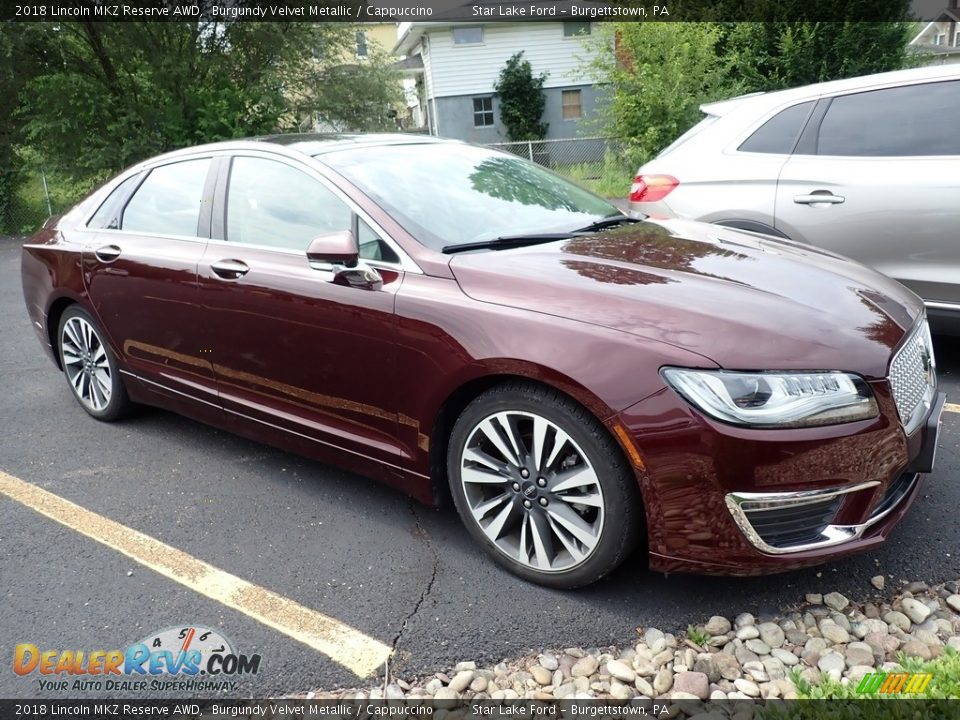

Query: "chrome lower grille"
<box><xmin>889</xmin><ymin>321</ymin><xmax>936</xmax><ymax>435</ymax></box>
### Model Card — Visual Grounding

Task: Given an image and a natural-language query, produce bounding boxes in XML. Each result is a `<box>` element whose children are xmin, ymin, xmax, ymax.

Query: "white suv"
<box><xmin>629</xmin><ymin>64</ymin><xmax>960</xmax><ymax>325</ymax></box>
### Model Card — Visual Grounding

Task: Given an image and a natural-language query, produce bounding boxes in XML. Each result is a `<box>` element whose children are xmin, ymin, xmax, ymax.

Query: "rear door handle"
<box><xmin>793</xmin><ymin>192</ymin><xmax>845</xmax><ymax>205</ymax></box>
<box><xmin>210</xmin><ymin>259</ymin><xmax>250</xmax><ymax>279</ymax></box>
<box><xmin>94</xmin><ymin>245</ymin><xmax>122</xmax><ymax>262</ymax></box>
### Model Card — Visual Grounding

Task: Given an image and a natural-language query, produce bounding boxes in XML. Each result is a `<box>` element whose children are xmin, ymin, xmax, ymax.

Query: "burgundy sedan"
<box><xmin>21</xmin><ymin>135</ymin><xmax>944</xmax><ymax>588</ymax></box>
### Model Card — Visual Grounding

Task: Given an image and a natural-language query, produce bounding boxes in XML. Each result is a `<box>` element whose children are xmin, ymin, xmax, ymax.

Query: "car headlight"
<box><xmin>661</xmin><ymin>368</ymin><xmax>879</xmax><ymax>428</ymax></box>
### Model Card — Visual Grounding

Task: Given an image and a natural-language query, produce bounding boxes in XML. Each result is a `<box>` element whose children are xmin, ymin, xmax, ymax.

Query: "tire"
<box><xmin>447</xmin><ymin>382</ymin><xmax>643</xmax><ymax>588</ymax></box>
<box><xmin>57</xmin><ymin>305</ymin><xmax>132</xmax><ymax>422</ymax></box>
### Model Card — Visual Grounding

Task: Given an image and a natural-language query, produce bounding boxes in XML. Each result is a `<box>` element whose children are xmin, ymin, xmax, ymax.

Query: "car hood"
<box><xmin>449</xmin><ymin>219</ymin><xmax>924</xmax><ymax>379</ymax></box>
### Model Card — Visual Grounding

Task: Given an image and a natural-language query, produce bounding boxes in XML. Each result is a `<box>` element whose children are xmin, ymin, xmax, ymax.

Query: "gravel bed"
<box><xmin>304</xmin><ymin>576</ymin><xmax>960</xmax><ymax>702</ymax></box>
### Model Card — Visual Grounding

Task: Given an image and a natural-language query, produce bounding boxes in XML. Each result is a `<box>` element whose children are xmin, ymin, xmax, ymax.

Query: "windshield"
<box><xmin>317</xmin><ymin>143</ymin><xmax>618</xmax><ymax>251</ymax></box>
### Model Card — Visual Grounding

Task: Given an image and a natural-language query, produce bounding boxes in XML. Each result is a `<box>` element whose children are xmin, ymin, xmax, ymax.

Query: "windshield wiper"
<box><xmin>442</xmin><ymin>233</ymin><xmax>576</xmax><ymax>254</ymax></box>
<box><xmin>574</xmin><ymin>213</ymin><xmax>646</xmax><ymax>233</ymax></box>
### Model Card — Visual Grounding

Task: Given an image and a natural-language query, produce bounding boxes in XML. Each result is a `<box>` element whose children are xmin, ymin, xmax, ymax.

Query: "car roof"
<box><xmin>701</xmin><ymin>64</ymin><xmax>960</xmax><ymax>117</ymax></box>
<box><xmin>134</xmin><ymin>133</ymin><xmax>461</xmax><ymax>169</ymax></box>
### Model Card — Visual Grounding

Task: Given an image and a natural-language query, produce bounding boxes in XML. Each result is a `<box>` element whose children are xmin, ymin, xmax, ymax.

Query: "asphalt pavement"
<box><xmin>1</xmin><ymin>234</ymin><xmax>958</xmax><ymax>698</ymax></box>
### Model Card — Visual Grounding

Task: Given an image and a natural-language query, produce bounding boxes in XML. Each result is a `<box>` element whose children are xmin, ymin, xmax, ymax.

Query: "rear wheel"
<box><xmin>57</xmin><ymin>306</ymin><xmax>131</xmax><ymax>421</ymax></box>
<box><xmin>447</xmin><ymin>382</ymin><xmax>643</xmax><ymax>588</ymax></box>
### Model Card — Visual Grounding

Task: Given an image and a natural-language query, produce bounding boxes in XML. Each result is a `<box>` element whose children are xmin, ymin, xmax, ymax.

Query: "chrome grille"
<box><xmin>889</xmin><ymin>321</ymin><xmax>936</xmax><ymax>435</ymax></box>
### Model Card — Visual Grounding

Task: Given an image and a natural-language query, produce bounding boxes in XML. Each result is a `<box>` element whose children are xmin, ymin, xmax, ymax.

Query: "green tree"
<box><xmin>494</xmin><ymin>51</ymin><xmax>548</xmax><ymax>141</ymax></box>
<box><xmin>7</xmin><ymin>20</ymin><xmax>400</xmax><ymax>185</ymax></box>
<box><xmin>589</xmin><ymin>23</ymin><xmax>735</xmax><ymax>166</ymax></box>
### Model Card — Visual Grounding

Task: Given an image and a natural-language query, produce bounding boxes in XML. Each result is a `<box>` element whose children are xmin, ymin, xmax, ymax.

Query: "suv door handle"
<box><xmin>94</xmin><ymin>245</ymin><xmax>122</xmax><ymax>262</ymax></box>
<box><xmin>210</xmin><ymin>259</ymin><xmax>250</xmax><ymax>279</ymax></box>
<box><xmin>794</xmin><ymin>192</ymin><xmax>845</xmax><ymax>205</ymax></box>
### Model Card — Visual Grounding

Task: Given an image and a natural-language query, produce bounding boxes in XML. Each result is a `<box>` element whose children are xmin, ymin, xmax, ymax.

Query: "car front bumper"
<box><xmin>616</xmin><ymin>382</ymin><xmax>944</xmax><ymax>576</ymax></box>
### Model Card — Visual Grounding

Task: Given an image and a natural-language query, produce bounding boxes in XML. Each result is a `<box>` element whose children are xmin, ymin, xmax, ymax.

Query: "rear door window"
<box><xmin>122</xmin><ymin>159</ymin><xmax>212</xmax><ymax>237</ymax></box>
<box><xmin>738</xmin><ymin>101</ymin><xmax>815</xmax><ymax>154</ymax></box>
<box><xmin>816</xmin><ymin>81</ymin><xmax>960</xmax><ymax>156</ymax></box>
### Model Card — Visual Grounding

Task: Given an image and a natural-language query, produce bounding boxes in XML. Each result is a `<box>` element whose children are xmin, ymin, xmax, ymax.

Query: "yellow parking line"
<box><xmin>0</xmin><ymin>470</ymin><xmax>391</xmax><ymax>678</ymax></box>
<box><xmin>944</xmin><ymin>402</ymin><xmax>960</xmax><ymax>414</ymax></box>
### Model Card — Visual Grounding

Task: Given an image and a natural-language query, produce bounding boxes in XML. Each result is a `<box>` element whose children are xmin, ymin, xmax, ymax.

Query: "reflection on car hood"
<box><xmin>449</xmin><ymin>219</ymin><xmax>924</xmax><ymax>379</ymax></box>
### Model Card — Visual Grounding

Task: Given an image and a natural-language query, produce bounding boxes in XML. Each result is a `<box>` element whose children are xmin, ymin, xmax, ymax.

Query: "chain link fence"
<box><xmin>486</xmin><ymin>136</ymin><xmax>635</xmax><ymax>199</ymax></box>
<box><xmin>1</xmin><ymin>171</ymin><xmax>66</xmax><ymax>237</ymax></box>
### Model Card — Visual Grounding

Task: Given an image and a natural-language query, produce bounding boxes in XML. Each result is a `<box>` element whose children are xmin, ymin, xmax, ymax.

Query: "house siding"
<box><xmin>435</xmin><ymin>84</ymin><xmax>606</xmax><ymax>144</ymax></box>
<box><xmin>426</xmin><ymin>22</ymin><xmax>598</xmax><ymax>98</ymax></box>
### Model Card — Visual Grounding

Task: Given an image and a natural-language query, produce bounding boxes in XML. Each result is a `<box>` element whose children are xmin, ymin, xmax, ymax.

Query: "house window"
<box><xmin>562</xmin><ymin>90</ymin><xmax>583</xmax><ymax>120</ymax></box>
<box><xmin>473</xmin><ymin>97</ymin><xmax>494</xmax><ymax>127</ymax></box>
<box><xmin>453</xmin><ymin>27</ymin><xmax>484</xmax><ymax>45</ymax></box>
<box><xmin>563</xmin><ymin>22</ymin><xmax>591</xmax><ymax>37</ymax></box>
<box><xmin>935</xmin><ymin>33</ymin><xmax>946</xmax><ymax>45</ymax></box>
<box><xmin>356</xmin><ymin>30</ymin><xmax>368</xmax><ymax>58</ymax></box>
<box><xmin>955</xmin><ymin>30</ymin><xmax>960</xmax><ymax>47</ymax></box>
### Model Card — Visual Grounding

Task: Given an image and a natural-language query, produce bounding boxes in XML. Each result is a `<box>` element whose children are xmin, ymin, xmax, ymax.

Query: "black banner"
<box><xmin>1</xmin><ymin>0</ymin><xmax>948</xmax><ymax>23</ymax></box>
<box><xmin>4</xmin><ymin>699</ymin><xmax>960</xmax><ymax>720</ymax></box>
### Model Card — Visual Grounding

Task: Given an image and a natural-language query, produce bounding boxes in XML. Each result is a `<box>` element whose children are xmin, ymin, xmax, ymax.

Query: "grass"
<box><xmin>686</xmin><ymin>624</ymin><xmax>712</xmax><ymax>647</ymax></box>
<box><xmin>557</xmin><ymin>150</ymin><xmax>635</xmax><ymax>200</ymax></box>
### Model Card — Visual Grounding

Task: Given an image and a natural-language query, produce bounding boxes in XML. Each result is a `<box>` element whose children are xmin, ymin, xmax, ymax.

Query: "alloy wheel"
<box><xmin>61</xmin><ymin>316</ymin><xmax>113</xmax><ymax>412</ymax></box>
<box><xmin>459</xmin><ymin>410</ymin><xmax>605</xmax><ymax>573</ymax></box>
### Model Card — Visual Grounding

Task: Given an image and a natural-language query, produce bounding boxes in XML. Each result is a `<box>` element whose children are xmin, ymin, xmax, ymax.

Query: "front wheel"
<box><xmin>57</xmin><ymin>305</ymin><xmax>132</xmax><ymax>422</ymax></box>
<box><xmin>447</xmin><ymin>383</ymin><xmax>643</xmax><ymax>588</ymax></box>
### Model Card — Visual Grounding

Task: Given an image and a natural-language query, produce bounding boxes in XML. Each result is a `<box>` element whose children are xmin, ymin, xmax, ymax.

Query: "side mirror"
<box><xmin>306</xmin><ymin>230</ymin><xmax>359</xmax><ymax>269</ymax></box>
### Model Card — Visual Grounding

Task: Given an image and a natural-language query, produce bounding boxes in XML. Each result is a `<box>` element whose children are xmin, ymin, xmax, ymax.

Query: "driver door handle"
<box><xmin>94</xmin><ymin>244</ymin><xmax>122</xmax><ymax>262</ymax></box>
<box><xmin>794</xmin><ymin>192</ymin><xmax>845</xmax><ymax>205</ymax></box>
<box><xmin>211</xmin><ymin>259</ymin><xmax>250</xmax><ymax>279</ymax></box>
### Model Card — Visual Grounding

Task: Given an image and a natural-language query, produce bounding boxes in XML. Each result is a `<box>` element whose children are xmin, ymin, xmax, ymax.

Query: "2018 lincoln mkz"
<box><xmin>21</xmin><ymin>135</ymin><xmax>944</xmax><ymax>587</ymax></box>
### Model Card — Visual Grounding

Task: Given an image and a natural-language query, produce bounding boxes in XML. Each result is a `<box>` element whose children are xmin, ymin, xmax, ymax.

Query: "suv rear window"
<box><xmin>817</xmin><ymin>81</ymin><xmax>960</xmax><ymax>157</ymax></box>
<box><xmin>738</xmin><ymin>101</ymin><xmax>814</xmax><ymax>154</ymax></box>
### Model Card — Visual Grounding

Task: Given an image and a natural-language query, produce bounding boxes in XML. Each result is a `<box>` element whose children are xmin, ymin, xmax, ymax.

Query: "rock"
<box><xmin>785</xmin><ymin>630</ymin><xmax>810</xmax><ymax>645</ymax></box>
<box><xmin>914</xmin><ymin>629</ymin><xmax>942</xmax><ymax>647</ymax></box>
<box><xmin>902</xmin><ymin>598</ymin><xmax>932</xmax><ymax>624</ymax></box>
<box><xmin>847</xmin><ymin>665</ymin><xmax>876</xmax><ymax>685</ymax></box>
<box><xmin>564</xmin><ymin>647</ymin><xmax>585</xmax><ymax>658</ymax></box>
<box><xmin>905</xmin><ymin>581</ymin><xmax>929</xmax><ymax>594</ymax></box>
<box><xmin>673</xmin><ymin>671</ymin><xmax>710</xmax><ymax>700</ymax></box>
<box><xmin>817</xmin><ymin>652</ymin><xmax>845</xmax><ymax>681</ymax></box>
<box><xmin>884</xmin><ymin>610</ymin><xmax>912</xmax><ymax>632</ymax></box>
<box><xmin>434</xmin><ymin>687</ymin><xmax>459</xmax><ymax>706</ymax></box>
<box><xmin>742</xmin><ymin>660</ymin><xmax>768</xmax><ymax>682</ymax></box>
<box><xmin>653</xmin><ymin>668</ymin><xmax>673</xmax><ymax>695</ymax></box>
<box><xmin>758</xmin><ymin>622</ymin><xmax>785</xmax><ymax>649</ymax></box>
<box><xmin>946</xmin><ymin>595</ymin><xmax>960</xmax><ymax>614</ymax></box>
<box><xmin>733</xmin><ymin>679</ymin><xmax>760</xmax><ymax>698</ymax></box>
<box><xmin>425</xmin><ymin>678</ymin><xmax>445</xmax><ymax>695</ymax></box>
<box><xmin>735</xmin><ymin>613</ymin><xmax>755</xmax><ymax>629</ymax></box>
<box><xmin>871</xmin><ymin>575</ymin><xmax>886</xmax><ymax>591</ymax></box>
<box><xmin>571</xmin><ymin>656</ymin><xmax>599</xmax><ymax>678</ymax></box>
<box><xmin>554</xmin><ymin>683</ymin><xmax>576</xmax><ymax>699</ymax></box>
<box><xmin>805</xmin><ymin>637</ymin><xmax>828</xmax><ymax>654</ymax></box>
<box><xmin>714</xmin><ymin>653</ymin><xmax>742</xmax><ymax>681</ymax></box>
<box><xmin>820</xmin><ymin>623</ymin><xmax>851</xmax><ymax>645</ymax></box>
<box><xmin>806</xmin><ymin>593</ymin><xmax>823</xmax><ymax>605</ymax></box>
<box><xmin>734</xmin><ymin>646</ymin><xmax>760</xmax><ymax>666</ymax></box>
<box><xmin>455</xmin><ymin>661</ymin><xmax>477</xmax><ymax>672</ymax></box>
<box><xmin>635</xmin><ymin>677</ymin><xmax>654</xmax><ymax>696</ymax></box>
<box><xmin>606</xmin><ymin>660</ymin><xmax>635</xmax><ymax>684</ymax></box>
<box><xmin>470</xmin><ymin>676</ymin><xmax>488</xmax><ymax>693</ymax></box>
<box><xmin>610</xmin><ymin>680</ymin><xmax>634</xmax><ymax>700</ymax></box>
<box><xmin>645</xmin><ymin>628</ymin><xmax>665</xmax><ymax>648</ymax></box>
<box><xmin>539</xmin><ymin>654</ymin><xmax>559</xmax><ymax>671</ymax></box>
<box><xmin>705</xmin><ymin>616</ymin><xmax>732</xmax><ymax>635</ymax></box>
<box><xmin>530</xmin><ymin>665</ymin><xmax>552</xmax><ymax>686</ymax></box>
<box><xmin>947</xmin><ymin>637</ymin><xmax>960</xmax><ymax>652</ymax></box>
<box><xmin>865</xmin><ymin>631</ymin><xmax>900</xmax><ymax>655</ymax></box>
<box><xmin>385</xmin><ymin>684</ymin><xmax>405</xmax><ymax>700</ymax></box>
<box><xmin>852</xmin><ymin>619</ymin><xmax>889</xmax><ymax>639</ymax></box>
<box><xmin>771</xmin><ymin>648</ymin><xmax>799</xmax><ymax>666</ymax></box>
<box><xmin>824</xmin><ymin>592</ymin><xmax>850</xmax><ymax>612</ymax></box>
<box><xmin>829</xmin><ymin>612</ymin><xmax>852</xmax><ymax>632</ymax></box>
<box><xmin>844</xmin><ymin>642</ymin><xmax>875</xmax><ymax>668</ymax></box>
<box><xmin>762</xmin><ymin>656</ymin><xmax>786</xmax><ymax>681</ymax></box>
<box><xmin>448</xmin><ymin>670</ymin><xmax>474</xmax><ymax>694</ymax></box>
<box><xmin>736</xmin><ymin>626</ymin><xmax>760</xmax><ymax>640</ymax></box>
<box><xmin>745</xmin><ymin>639</ymin><xmax>771</xmax><ymax>655</ymax></box>
<box><xmin>693</xmin><ymin>655</ymin><xmax>720</xmax><ymax>684</ymax></box>
<box><xmin>900</xmin><ymin>640</ymin><xmax>932</xmax><ymax>660</ymax></box>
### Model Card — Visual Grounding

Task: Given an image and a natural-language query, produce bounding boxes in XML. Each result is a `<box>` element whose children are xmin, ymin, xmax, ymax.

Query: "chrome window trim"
<box><xmin>80</xmin><ymin>148</ymin><xmax>422</xmax><ymax>275</ymax></box>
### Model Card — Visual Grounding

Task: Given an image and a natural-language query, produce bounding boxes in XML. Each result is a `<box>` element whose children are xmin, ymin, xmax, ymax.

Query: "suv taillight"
<box><xmin>629</xmin><ymin>175</ymin><xmax>679</xmax><ymax>203</ymax></box>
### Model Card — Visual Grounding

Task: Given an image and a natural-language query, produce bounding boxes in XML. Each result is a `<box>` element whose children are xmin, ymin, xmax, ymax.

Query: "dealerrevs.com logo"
<box><xmin>14</xmin><ymin>625</ymin><xmax>261</xmax><ymax>693</ymax></box>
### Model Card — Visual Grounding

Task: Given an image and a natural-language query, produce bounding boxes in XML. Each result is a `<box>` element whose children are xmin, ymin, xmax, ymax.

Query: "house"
<box><xmin>392</xmin><ymin>21</ymin><xmax>604</xmax><ymax>142</ymax></box>
<box><xmin>909</xmin><ymin>2</ymin><xmax>960</xmax><ymax>64</ymax></box>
